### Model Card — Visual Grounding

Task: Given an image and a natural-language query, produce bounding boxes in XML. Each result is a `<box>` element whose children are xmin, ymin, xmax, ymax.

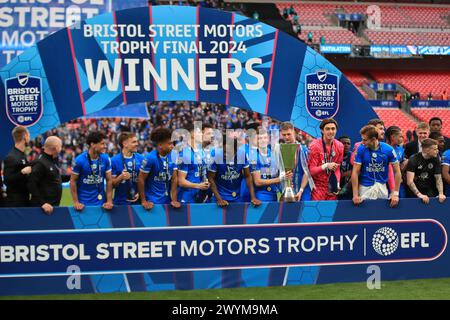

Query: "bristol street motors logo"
<box><xmin>305</xmin><ymin>69</ymin><xmax>339</xmax><ymax>120</ymax></box>
<box><xmin>5</xmin><ymin>73</ymin><xmax>43</xmax><ymax>127</ymax></box>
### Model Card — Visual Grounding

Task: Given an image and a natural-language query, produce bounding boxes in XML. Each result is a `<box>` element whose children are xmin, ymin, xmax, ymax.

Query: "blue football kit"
<box><xmin>177</xmin><ymin>146</ymin><xmax>208</xmax><ymax>203</ymax></box>
<box><xmin>140</xmin><ymin>150</ymin><xmax>177</xmax><ymax>204</ymax></box>
<box><xmin>72</xmin><ymin>151</ymin><xmax>112</xmax><ymax>206</ymax></box>
<box><xmin>111</xmin><ymin>152</ymin><xmax>144</xmax><ymax>205</ymax></box>
<box><xmin>208</xmin><ymin>148</ymin><xmax>249</xmax><ymax>202</ymax></box>
<box><xmin>251</xmin><ymin>146</ymin><xmax>280</xmax><ymax>202</ymax></box>
<box><xmin>354</xmin><ymin>142</ymin><xmax>398</xmax><ymax>187</ymax></box>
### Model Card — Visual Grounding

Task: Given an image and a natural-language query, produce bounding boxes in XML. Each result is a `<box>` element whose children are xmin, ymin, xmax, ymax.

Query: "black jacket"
<box><xmin>27</xmin><ymin>152</ymin><xmax>68</xmax><ymax>207</ymax></box>
<box><xmin>404</xmin><ymin>140</ymin><xmax>419</xmax><ymax>160</ymax></box>
<box><xmin>3</xmin><ymin>147</ymin><xmax>30</xmax><ymax>206</ymax></box>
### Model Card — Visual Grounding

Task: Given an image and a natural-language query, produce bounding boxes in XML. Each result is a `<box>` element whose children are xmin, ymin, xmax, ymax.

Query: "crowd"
<box><xmin>0</xmin><ymin>105</ymin><xmax>448</xmax><ymax>214</ymax></box>
<box><xmin>23</xmin><ymin>102</ymin><xmax>310</xmax><ymax>176</ymax></box>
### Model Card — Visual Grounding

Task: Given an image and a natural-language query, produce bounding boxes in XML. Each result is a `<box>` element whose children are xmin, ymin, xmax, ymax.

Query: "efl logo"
<box><xmin>5</xmin><ymin>73</ymin><xmax>43</xmax><ymax>127</ymax></box>
<box><xmin>372</xmin><ymin>226</ymin><xmax>430</xmax><ymax>257</ymax></box>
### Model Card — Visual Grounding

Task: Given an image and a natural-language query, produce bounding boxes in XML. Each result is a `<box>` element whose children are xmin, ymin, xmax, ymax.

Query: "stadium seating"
<box><xmin>371</xmin><ymin>71</ymin><xmax>450</xmax><ymax>99</ymax></box>
<box><xmin>277</xmin><ymin>3</ymin><xmax>339</xmax><ymax>26</ymax></box>
<box><xmin>277</xmin><ymin>2</ymin><xmax>450</xmax><ymax>29</ymax></box>
<box><xmin>299</xmin><ymin>28</ymin><xmax>367</xmax><ymax>45</ymax></box>
<box><xmin>344</xmin><ymin>71</ymin><xmax>367</xmax><ymax>86</ymax></box>
<box><xmin>344</xmin><ymin>71</ymin><xmax>369</xmax><ymax>98</ymax></box>
<box><xmin>410</xmin><ymin>108</ymin><xmax>450</xmax><ymax>137</ymax></box>
<box><xmin>341</xmin><ymin>4</ymin><xmax>450</xmax><ymax>28</ymax></box>
<box><xmin>373</xmin><ymin>107</ymin><xmax>418</xmax><ymax>136</ymax></box>
<box><xmin>366</xmin><ymin>30</ymin><xmax>450</xmax><ymax>46</ymax></box>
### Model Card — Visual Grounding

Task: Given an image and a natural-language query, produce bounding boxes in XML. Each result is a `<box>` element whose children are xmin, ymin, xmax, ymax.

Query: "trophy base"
<box><xmin>282</xmin><ymin>187</ymin><xmax>296</xmax><ymax>203</ymax></box>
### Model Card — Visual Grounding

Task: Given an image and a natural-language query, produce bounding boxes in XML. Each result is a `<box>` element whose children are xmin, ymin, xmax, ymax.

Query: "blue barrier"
<box><xmin>410</xmin><ymin>100</ymin><xmax>450</xmax><ymax>108</ymax></box>
<box><xmin>369</xmin><ymin>100</ymin><xmax>399</xmax><ymax>108</ymax></box>
<box><xmin>0</xmin><ymin>199</ymin><xmax>449</xmax><ymax>296</ymax></box>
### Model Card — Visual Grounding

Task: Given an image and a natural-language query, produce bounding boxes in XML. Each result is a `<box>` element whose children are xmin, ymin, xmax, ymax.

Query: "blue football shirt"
<box><xmin>251</xmin><ymin>146</ymin><xmax>280</xmax><ymax>202</ymax></box>
<box><xmin>208</xmin><ymin>148</ymin><xmax>249</xmax><ymax>202</ymax></box>
<box><xmin>354</xmin><ymin>142</ymin><xmax>398</xmax><ymax>187</ymax></box>
<box><xmin>140</xmin><ymin>150</ymin><xmax>177</xmax><ymax>204</ymax></box>
<box><xmin>72</xmin><ymin>151</ymin><xmax>112</xmax><ymax>206</ymax></box>
<box><xmin>111</xmin><ymin>152</ymin><xmax>144</xmax><ymax>205</ymax></box>
<box><xmin>177</xmin><ymin>146</ymin><xmax>207</xmax><ymax>203</ymax></box>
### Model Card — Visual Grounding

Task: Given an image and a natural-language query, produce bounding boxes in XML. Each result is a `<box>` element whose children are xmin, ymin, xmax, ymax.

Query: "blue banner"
<box><xmin>335</xmin><ymin>13</ymin><xmax>364</xmax><ymax>21</ymax></box>
<box><xmin>0</xmin><ymin>218</ymin><xmax>446</xmax><ymax>278</ymax></box>
<box><xmin>368</xmin><ymin>83</ymin><xmax>397</xmax><ymax>92</ymax></box>
<box><xmin>369</xmin><ymin>100</ymin><xmax>399</xmax><ymax>108</ymax></box>
<box><xmin>418</xmin><ymin>46</ymin><xmax>450</xmax><ymax>56</ymax></box>
<box><xmin>0</xmin><ymin>199</ymin><xmax>450</xmax><ymax>296</ymax></box>
<box><xmin>80</xmin><ymin>103</ymin><xmax>150</xmax><ymax>119</ymax></box>
<box><xmin>0</xmin><ymin>5</ymin><xmax>378</xmax><ymax>159</ymax></box>
<box><xmin>370</xmin><ymin>45</ymin><xmax>418</xmax><ymax>56</ymax></box>
<box><xmin>0</xmin><ymin>0</ymin><xmax>149</xmax><ymax>67</ymax></box>
<box><xmin>320</xmin><ymin>44</ymin><xmax>352</xmax><ymax>54</ymax></box>
<box><xmin>411</xmin><ymin>100</ymin><xmax>450</xmax><ymax>108</ymax></box>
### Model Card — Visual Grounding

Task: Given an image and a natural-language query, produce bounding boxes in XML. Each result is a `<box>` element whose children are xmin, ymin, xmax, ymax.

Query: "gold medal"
<box><xmin>267</xmin><ymin>187</ymin><xmax>272</xmax><ymax>192</ymax></box>
<box><xmin>232</xmin><ymin>192</ymin><xmax>237</xmax><ymax>198</ymax></box>
<box><xmin>97</xmin><ymin>194</ymin><xmax>103</xmax><ymax>201</ymax></box>
<box><xmin>165</xmin><ymin>191</ymin><xmax>169</xmax><ymax>196</ymax></box>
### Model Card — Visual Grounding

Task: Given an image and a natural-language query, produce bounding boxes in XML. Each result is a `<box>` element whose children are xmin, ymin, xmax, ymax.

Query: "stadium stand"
<box><xmin>411</xmin><ymin>108</ymin><xmax>450</xmax><ymax>137</ymax></box>
<box><xmin>277</xmin><ymin>2</ymin><xmax>450</xmax><ymax>46</ymax></box>
<box><xmin>344</xmin><ymin>71</ymin><xmax>370</xmax><ymax>98</ymax></box>
<box><xmin>299</xmin><ymin>28</ymin><xmax>367</xmax><ymax>45</ymax></box>
<box><xmin>365</xmin><ymin>30</ymin><xmax>450</xmax><ymax>46</ymax></box>
<box><xmin>371</xmin><ymin>71</ymin><xmax>450</xmax><ymax>99</ymax></box>
<box><xmin>277</xmin><ymin>3</ymin><xmax>339</xmax><ymax>26</ymax></box>
<box><xmin>373</xmin><ymin>107</ymin><xmax>419</xmax><ymax>137</ymax></box>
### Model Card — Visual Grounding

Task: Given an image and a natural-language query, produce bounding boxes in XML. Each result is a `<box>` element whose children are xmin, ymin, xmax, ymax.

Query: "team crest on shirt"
<box><xmin>220</xmin><ymin>165</ymin><xmax>240</xmax><ymax>181</ymax></box>
<box><xmin>92</xmin><ymin>163</ymin><xmax>97</xmax><ymax>170</ymax></box>
<box><xmin>128</xmin><ymin>161</ymin><xmax>132</xmax><ymax>167</ymax></box>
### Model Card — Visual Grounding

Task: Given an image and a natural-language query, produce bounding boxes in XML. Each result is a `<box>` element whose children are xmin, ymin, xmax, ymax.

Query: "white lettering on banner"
<box><xmin>84</xmin><ymin>58</ymin><xmax>265</xmax><ymax>92</ymax></box>
<box><xmin>180</xmin><ymin>238</ymin><xmax>271</xmax><ymax>257</ymax></box>
<box><xmin>83</xmin><ymin>23</ymin><xmax>263</xmax><ymax>38</ymax></box>
<box><xmin>0</xmin><ymin>244</ymin><xmax>91</xmax><ymax>262</ymax></box>
<box><xmin>274</xmin><ymin>235</ymin><xmax>358</xmax><ymax>253</ymax></box>
<box><xmin>96</xmin><ymin>241</ymin><xmax>176</xmax><ymax>259</ymax></box>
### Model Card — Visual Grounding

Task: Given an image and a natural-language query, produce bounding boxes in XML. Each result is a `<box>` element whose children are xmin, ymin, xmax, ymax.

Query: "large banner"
<box><xmin>0</xmin><ymin>0</ymin><xmax>148</xmax><ymax>67</ymax></box>
<box><xmin>0</xmin><ymin>199</ymin><xmax>449</xmax><ymax>296</ymax></box>
<box><xmin>0</xmin><ymin>5</ymin><xmax>378</xmax><ymax>158</ymax></box>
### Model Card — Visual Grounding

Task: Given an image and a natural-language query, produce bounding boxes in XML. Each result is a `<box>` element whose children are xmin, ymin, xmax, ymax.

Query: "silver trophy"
<box><xmin>280</xmin><ymin>143</ymin><xmax>298</xmax><ymax>202</ymax></box>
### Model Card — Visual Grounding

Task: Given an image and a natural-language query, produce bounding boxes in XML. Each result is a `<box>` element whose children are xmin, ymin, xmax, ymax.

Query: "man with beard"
<box><xmin>406</xmin><ymin>138</ymin><xmax>446</xmax><ymax>204</ymax></box>
<box><xmin>3</xmin><ymin>126</ymin><xmax>32</xmax><ymax>207</ymax></box>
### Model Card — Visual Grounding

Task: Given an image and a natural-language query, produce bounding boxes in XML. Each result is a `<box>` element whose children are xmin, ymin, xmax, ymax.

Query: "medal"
<box><xmin>165</xmin><ymin>191</ymin><xmax>169</xmax><ymax>196</ymax></box>
<box><xmin>98</xmin><ymin>194</ymin><xmax>103</xmax><ymax>201</ymax></box>
<box><xmin>267</xmin><ymin>186</ymin><xmax>272</xmax><ymax>192</ymax></box>
<box><xmin>232</xmin><ymin>192</ymin><xmax>237</xmax><ymax>198</ymax></box>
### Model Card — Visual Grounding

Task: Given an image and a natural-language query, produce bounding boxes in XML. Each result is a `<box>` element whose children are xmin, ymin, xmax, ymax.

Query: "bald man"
<box><xmin>28</xmin><ymin>136</ymin><xmax>69</xmax><ymax>214</ymax></box>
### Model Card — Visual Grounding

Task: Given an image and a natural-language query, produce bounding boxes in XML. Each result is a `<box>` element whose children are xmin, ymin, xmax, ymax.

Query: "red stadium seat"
<box><xmin>373</xmin><ymin>107</ymin><xmax>419</xmax><ymax>138</ymax></box>
<box><xmin>371</xmin><ymin>71</ymin><xmax>450</xmax><ymax>99</ymax></box>
<box><xmin>410</xmin><ymin>108</ymin><xmax>450</xmax><ymax>137</ymax></box>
